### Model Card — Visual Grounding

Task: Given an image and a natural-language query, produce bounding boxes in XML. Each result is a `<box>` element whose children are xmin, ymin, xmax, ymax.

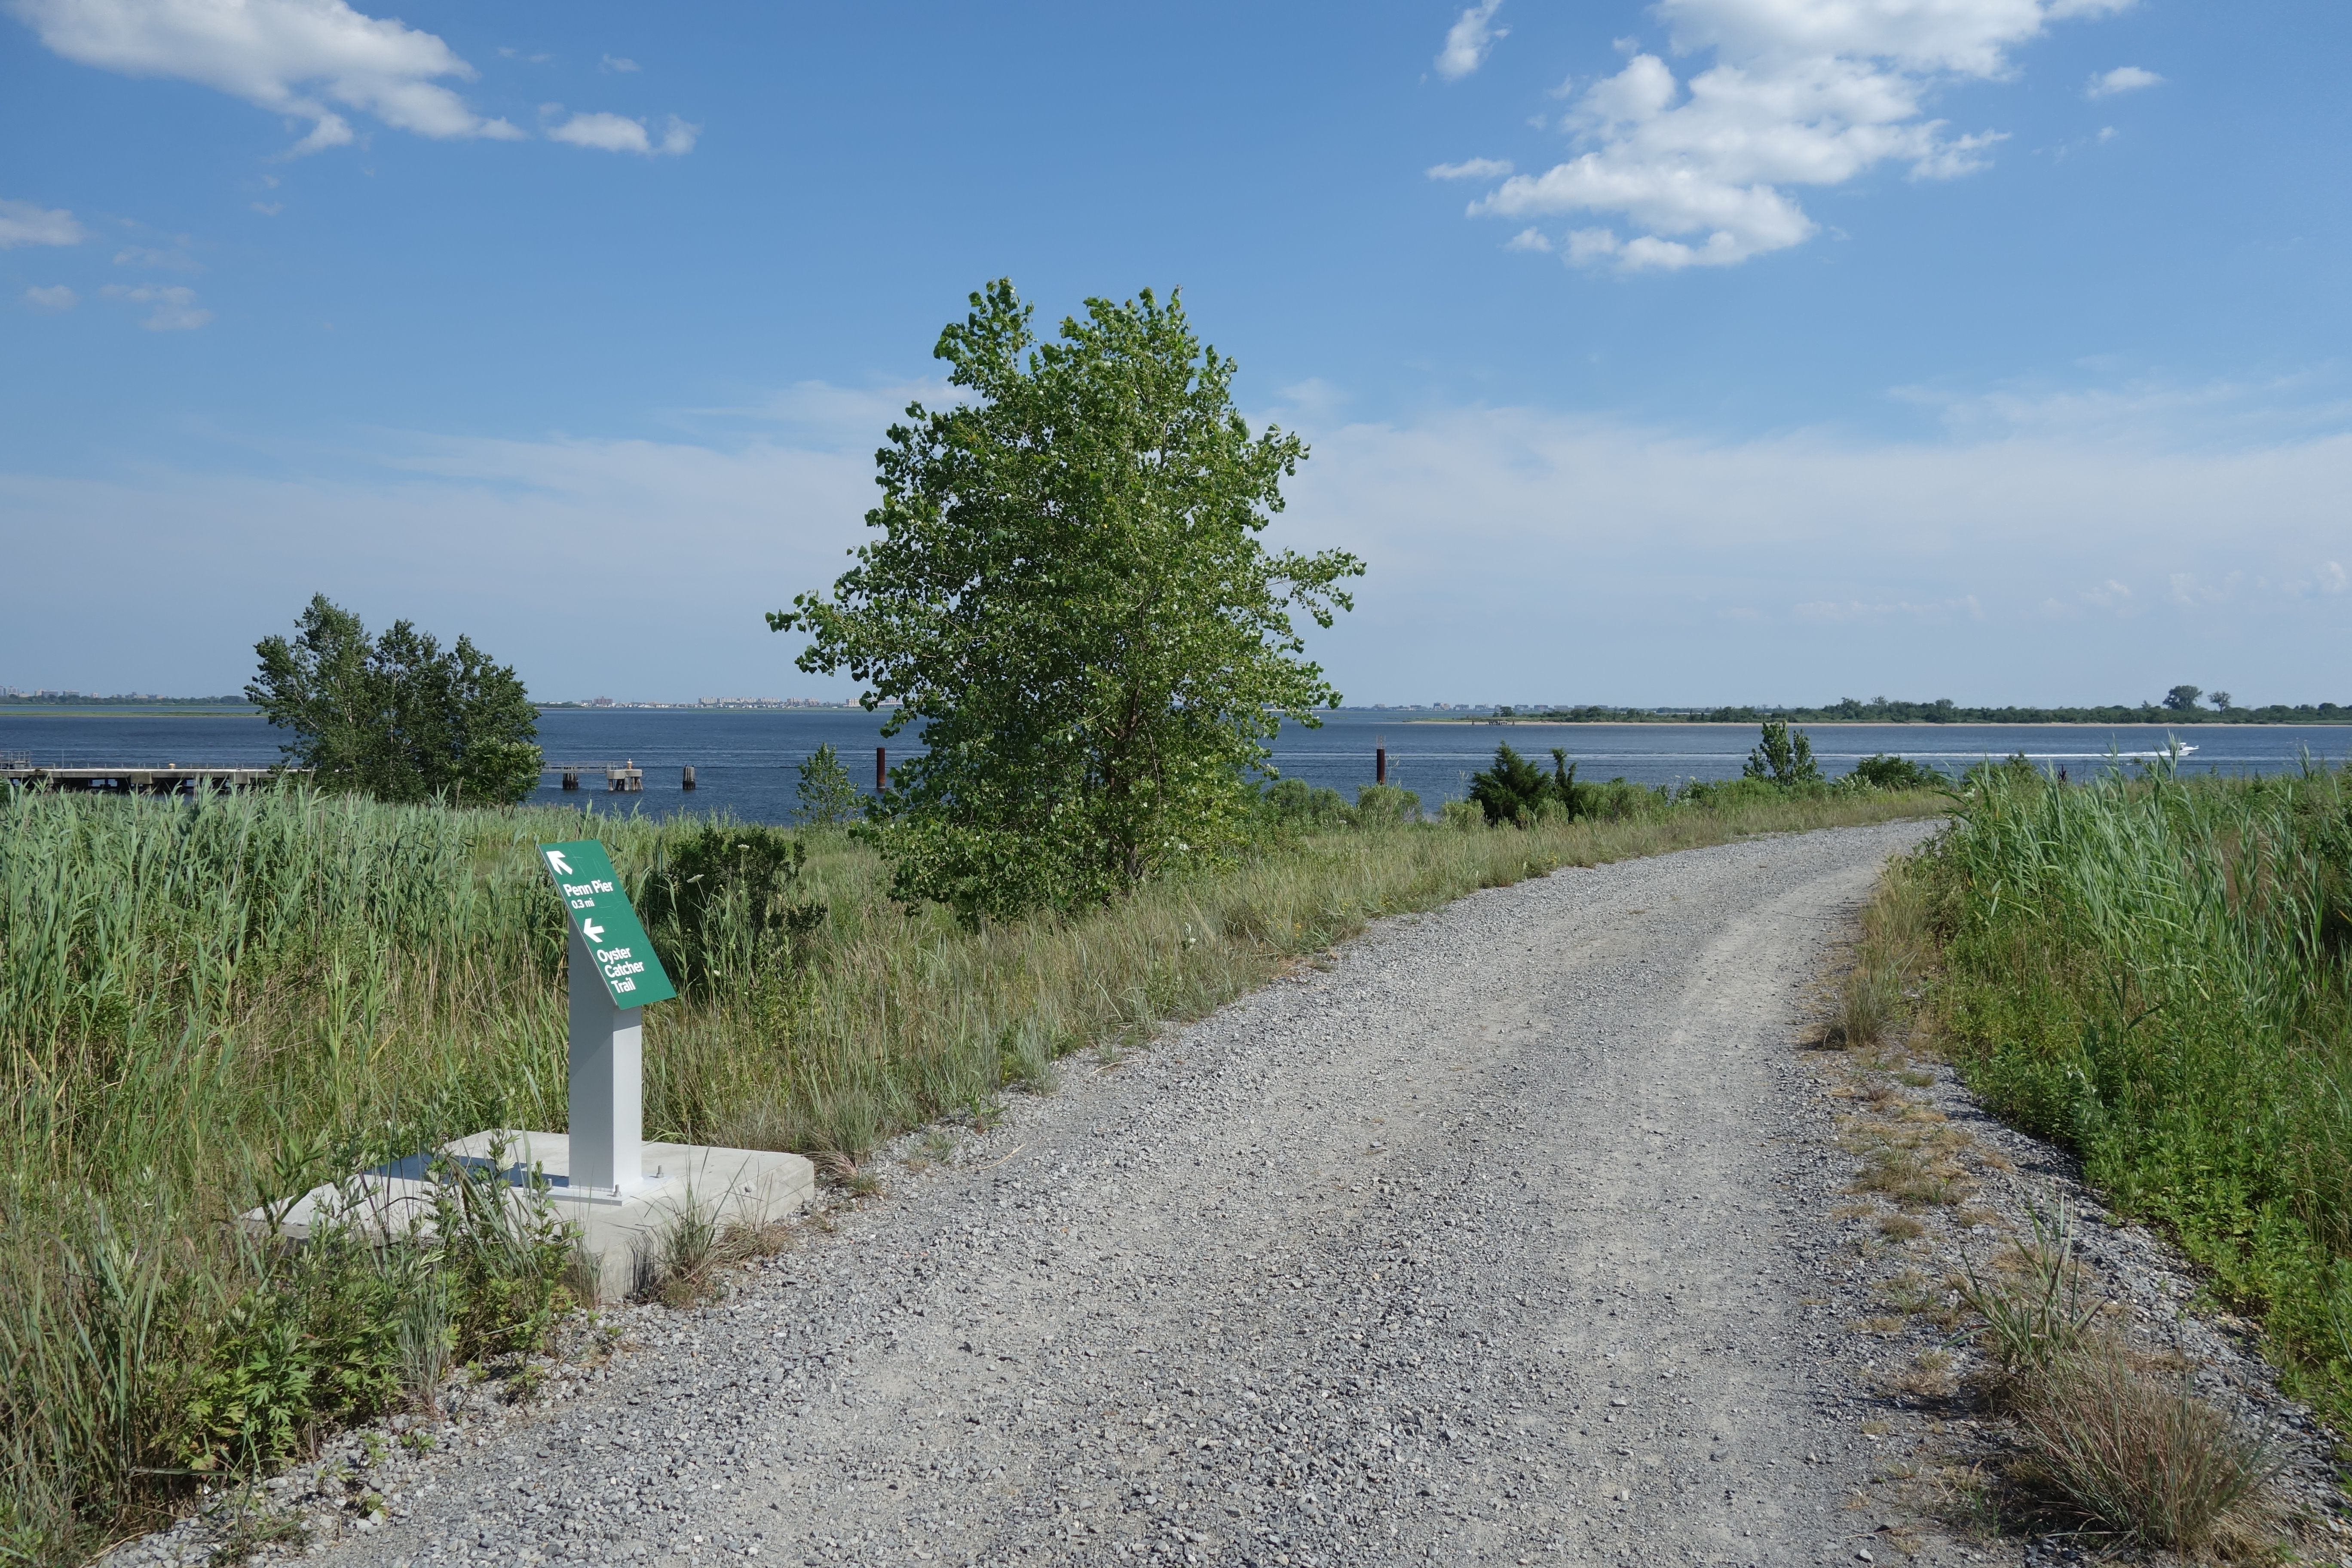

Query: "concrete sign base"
<box><xmin>246</xmin><ymin>1130</ymin><xmax>815</xmax><ymax>1305</ymax></box>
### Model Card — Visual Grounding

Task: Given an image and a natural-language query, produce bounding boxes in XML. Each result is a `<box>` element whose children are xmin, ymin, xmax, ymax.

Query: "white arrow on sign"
<box><xmin>581</xmin><ymin>918</ymin><xmax>605</xmax><ymax>942</ymax></box>
<box><xmin>545</xmin><ymin>849</ymin><xmax>574</xmax><ymax>875</ymax></box>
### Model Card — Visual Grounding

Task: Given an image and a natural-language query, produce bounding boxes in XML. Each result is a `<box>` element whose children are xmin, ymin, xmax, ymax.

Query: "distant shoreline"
<box><xmin>1406</xmin><ymin>717</ymin><xmax>2352</xmax><ymax>728</ymax></box>
<box><xmin>0</xmin><ymin>706</ymin><xmax>260</xmax><ymax>718</ymax></box>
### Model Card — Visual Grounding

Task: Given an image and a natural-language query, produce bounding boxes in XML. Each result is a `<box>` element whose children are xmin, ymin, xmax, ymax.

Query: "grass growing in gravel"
<box><xmin>0</xmin><ymin>780</ymin><xmax>1939</xmax><ymax>1562</ymax></box>
<box><xmin>1907</xmin><ymin>759</ymin><xmax>2352</xmax><ymax>1430</ymax></box>
<box><xmin>1825</xmin><ymin>775</ymin><xmax>2334</xmax><ymax>1554</ymax></box>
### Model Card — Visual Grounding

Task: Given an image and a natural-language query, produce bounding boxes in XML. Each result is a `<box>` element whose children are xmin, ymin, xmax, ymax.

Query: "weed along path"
<box><xmin>318</xmin><ymin>820</ymin><xmax>1952</xmax><ymax>1568</ymax></box>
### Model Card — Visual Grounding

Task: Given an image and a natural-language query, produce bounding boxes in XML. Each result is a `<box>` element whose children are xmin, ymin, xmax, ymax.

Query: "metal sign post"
<box><xmin>540</xmin><ymin>840</ymin><xmax>678</xmax><ymax>1196</ymax></box>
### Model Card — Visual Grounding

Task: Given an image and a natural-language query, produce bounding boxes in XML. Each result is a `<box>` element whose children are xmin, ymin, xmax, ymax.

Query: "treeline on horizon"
<box><xmin>1516</xmin><ymin>695</ymin><xmax>2352</xmax><ymax>725</ymax></box>
<box><xmin>0</xmin><ymin>693</ymin><xmax>253</xmax><ymax>707</ymax></box>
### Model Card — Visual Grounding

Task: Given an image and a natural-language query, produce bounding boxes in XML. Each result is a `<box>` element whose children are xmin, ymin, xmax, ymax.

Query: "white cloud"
<box><xmin>1258</xmin><ymin>397</ymin><xmax>2352</xmax><ymax>700</ymax></box>
<box><xmin>545</xmin><ymin>110</ymin><xmax>697</xmax><ymax>155</ymax></box>
<box><xmin>1504</xmin><ymin>227</ymin><xmax>1552</xmax><ymax>252</ymax></box>
<box><xmin>1909</xmin><ymin>129</ymin><xmax>2009</xmax><ymax>181</ymax></box>
<box><xmin>600</xmin><ymin>54</ymin><xmax>638</xmax><ymax>73</ymax></box>
<box><xmin>1450</xmin><ymin>0</ymin><xmax>2131</xmax><ymax>270</ymax></box>
<box><xmin>2086</xmin><ymin>64</ymin><xmax>2162</xmax><ymax>98</ymax></box>
<box><xmin>7</xmin><ymin>374</ymin><xmax>2352</xmax><ymax>704</ymax></box>
<box><xmin>0</xmin><ymin>414</ymin><xmax>882</xmax><ymax>697</ymax></box>
<box><xmin>22</xmin><ymin>284</ymin><xmax>77</xmax><ymax>310</ymax></box>
<box><xmin>285</xmin><ymin>113</ymin><xmax>355</xmax><ymax>155</ymax></box>
<box><xmin>0</xmin><ymin>196</ymin><xmax>87</xmax><ymax>248</ymax></box>
<box><xmin>6</xmin><ymin>0</ymin><xmax>526</xmax><ymax>154</ymax></box>
<box><xmin>1434</xmin><ymin>0</ymin><xmax>1507</xmax><ymax>82</ymax></box>
<box><xmin>1565</xmin><ymin>227</ymin><xmax>1622</xmax><ymax>263</ymax></box>
<box><xmin>100</xmin><ymin>283</ymin><xmax>211</xmax><ymax>330</ymax></box>
<box><xmin>1893</xmin><ymin>367</ymin><xmax>2352</xmax><ymax>446</ymax></box>
<box><xmin>1427</xmin><ymin>157</ymin><xmax>1513</xmax><ymax>181</ymax></box>
<box><xmin>114</xmin><ymin>243</ymin><xmax>199</xmax><ymax>270</ymax></box>
<box><xmin>1793</xmin><ymin>597</ymin><xmax>1981</xmax><ymax>624</ymax></box>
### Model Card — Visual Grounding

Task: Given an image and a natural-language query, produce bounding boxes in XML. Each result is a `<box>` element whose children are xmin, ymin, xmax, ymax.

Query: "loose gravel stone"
<box><xmin>242</xmin><ymin>822</ymin><xmax>2033</xmax><ymax>1567</ymax></box>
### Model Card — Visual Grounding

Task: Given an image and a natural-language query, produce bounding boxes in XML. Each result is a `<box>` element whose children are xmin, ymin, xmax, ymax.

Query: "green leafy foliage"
<box><xmin>640</xmin><ymin>824</ymin><xmax>827</xmax><ymax>992</ymax></box>
<box><xmin>1468</xmin><ymin>742</ymin><xmax>1556</xmax><ymax>825</ymax></box>
<box><xmin>246</xmin><ymin>595</ymin><xmax>542</xmax><ymax>805</ymax></box>
<box><xmin>1254</xmin><ymin>780</ymin><xmax>1424</xmax><ymax>833</ymax></box>
<box><xmin>430</xmin><ymin>1151</ymin><xmax>577</xmax><ymax>1365</ymax></box>
<box><xmin>793</xmin><ymin>744</ymin><xmax>863</xmax><ymax>827</ymax></box>
<box><xmin>1257</xmin><ymin>778</ymin><xmax>1348</xmax><ymax>830</ymax></box>
<box><xmin>1846</xmin><ymin>753</ymin><xmax>1945</xmax><ymax>792</ymax></box>
<box><xmin>167</xmin><ymin>1153</ymin><xmax>573</xmax><ymax>1480</ymax></box>
<box><xmin>1921</xmin><ymin>756</ymin><xmax>2352</xmax><ymax>1429</ymax></box>
<box><xmin>1467</xmin><ymin>744</ymin><xmax>1608</xmax><ymax>825</ymax></box>
<box><xmin>0</xmin><ymin>780</ymin><xmax>1944</xmax><ymax>1560</ymax></box>
<box><xmin>1742</xmin><ymin>719</ymin><xmax>1823</xmax><ymax>786</ymax></box>
<box><xmin>1349</xmin><ymin>783</ymin><xmax>1422</xmax><ymax>829</ymax></box>
<box><xmin>770</xmin><ymin>279</ymin><xmax>1364</xmax><ymax>926</ymax></box>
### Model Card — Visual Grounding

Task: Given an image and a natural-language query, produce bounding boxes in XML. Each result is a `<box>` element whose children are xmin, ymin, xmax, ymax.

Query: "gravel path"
<box><xmin>308</xmin><ymin>819</ymin><xmax>1954</xmax><ymax>1568</ymax></box>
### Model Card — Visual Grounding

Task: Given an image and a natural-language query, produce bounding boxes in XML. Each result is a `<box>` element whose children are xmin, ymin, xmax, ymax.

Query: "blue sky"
<box><xmin>2</xmin><ymin>0</ymin><xmax>2347</xmax><ymax>707</ymax></box>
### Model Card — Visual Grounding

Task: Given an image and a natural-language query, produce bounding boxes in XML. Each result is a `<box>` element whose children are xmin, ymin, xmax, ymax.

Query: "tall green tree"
<box><xmin>769</xmin><ymin>280</ymin><xmax>1364</xmax><ymax>925</ymax></box>
<box><xmin>247</xmin><ymin>594</ymin><xmax>543</xmax><ymax>804</ymax></box>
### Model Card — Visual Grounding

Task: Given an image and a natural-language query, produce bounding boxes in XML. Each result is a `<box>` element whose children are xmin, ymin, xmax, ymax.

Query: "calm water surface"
<box><xmin>6</xmin><ymin>709</ymin><xmax>2346</xmax><ymax>826</ymax></box>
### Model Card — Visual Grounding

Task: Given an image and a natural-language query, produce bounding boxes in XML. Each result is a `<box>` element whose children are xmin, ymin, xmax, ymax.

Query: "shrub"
<box><xmin>1347</xmin><ymin>784</ymin><xmax>1422</xmax><ymax>828</ymax></box>
<box><xmin>1676</xmin><ymin>774</ymin><xmax>1798</xmax><ymax>809</ymax></box>
<box><xmin>1578</xmin><ymin>777</ymin><xmax>1672</xmax><ymax>822</ymax></box>
<box><xmin>1846</xmin><ymin>753</ymin><xmax>1945</xmax><ymax>792</ymax></box>
<box><xmin>1439</xmin><ymin>799</ymin><xmax>1485</xmax><ymax>831</ymax></box>
<box><xmin>1960</xmin><ymin>751</ymin><xmax>2043</xmax><ymax>791</ymax></box>
<box><xmin>1468</xmin><ymin>742</ymin><xmax>1552</xmax><ymax>825</ymax></box>
<box><xmin>1467</xmin><ymin>743</ymin><xmax>1591</xmax><ymax>825</ymax></box>
<box><xmin>640</xmin><ymin>824</ymin><xmax>827</xmax><ymax>992</ymax></box>
<box><xmin>1257</xmin><ymin>780</ymin><xmax>1423</xmax><ymax>831</ymax></box>
<box><xmin>1257</xmin><ymin>778</ymin><xmax>1350</xmax><ymax>830</ymax></box>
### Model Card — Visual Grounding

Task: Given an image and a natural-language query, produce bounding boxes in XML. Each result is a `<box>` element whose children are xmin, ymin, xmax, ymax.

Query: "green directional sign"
<box><xmin>539</xmin><ymin>839</ymin><xmax>678</xmax><ymax>1008</ymax></box>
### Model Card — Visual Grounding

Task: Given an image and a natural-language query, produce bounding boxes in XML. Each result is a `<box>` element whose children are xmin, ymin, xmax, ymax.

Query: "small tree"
<box><xmin>247</xmin><ymin>594</ymin><xmax>541</xmax><ymax>804</ymax></box>
<box><xmin>1743</xmin><ymin>719</ymin><xmax>1823</xmax><ymax>787</ymax></box>
<box><xmin>794</xmin><ymin>744</ymin><xmax>863</xmax><ymax>826</ymax></box>
<box><xmin>2209</xmin><ymin>691</ymin><xmax>2234</xmax><ymax>711</ymax></box>
<box><xmin>2162</xmin><ymin>684</ymin><xmax>2203</xmax><ymax>712</ymax></box>
<box><xmin>770</xmin><ymin>280</ymin><xmax>1363</xmax><ymax>925</ymax></box>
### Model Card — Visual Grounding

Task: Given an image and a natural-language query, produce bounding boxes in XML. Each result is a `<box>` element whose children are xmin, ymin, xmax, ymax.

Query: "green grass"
<box><xmin>1916</xmin><ymin>758</ymin><xmax>2352</xmax><ymax>1433</ymax></box>
<box><xmin>0</xmin><ymin>780</ymin><xmax>1939</xmax><ymax>1562</ymax></box>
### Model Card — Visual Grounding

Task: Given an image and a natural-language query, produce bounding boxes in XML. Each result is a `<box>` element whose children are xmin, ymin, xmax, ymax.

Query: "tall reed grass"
<box><xmin>0</xmin><ymin>781</ymin><xmax>1936</xmax><ymax>1562</ymax></box>
<box><xmin>1923</xmin><ymin>757</ymin><xmax>2352</xmax><ymax>1426</ymax></box>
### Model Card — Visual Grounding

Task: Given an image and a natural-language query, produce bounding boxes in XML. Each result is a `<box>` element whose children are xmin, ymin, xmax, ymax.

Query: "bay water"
<box><xmin>5</xmin><ymin>707</ymin><xmax>2345</xmax><ymax>826</ymax></box>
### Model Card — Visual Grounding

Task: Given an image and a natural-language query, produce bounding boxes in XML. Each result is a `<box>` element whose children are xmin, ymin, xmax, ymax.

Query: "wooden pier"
<box><xmin>0</xmin><ymin>764</ymin><xmax>284</xmax><ymax>793</ymax></box>
<box><xmin>547</xmin><ymin>761</ymin><xmax>648</xmax><ymax>793</ymax></box>
<box><xmin>3</xmin><ymin>760</ymin><xmax>687</xmax><ymax>796</ymax></box>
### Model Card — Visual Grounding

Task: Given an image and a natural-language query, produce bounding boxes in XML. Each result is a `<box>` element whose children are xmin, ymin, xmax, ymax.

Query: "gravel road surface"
<box><xmin>313</xmin><ymin>820</ymin><xmax>1952</xmax><ymax>1568</ymax></box>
